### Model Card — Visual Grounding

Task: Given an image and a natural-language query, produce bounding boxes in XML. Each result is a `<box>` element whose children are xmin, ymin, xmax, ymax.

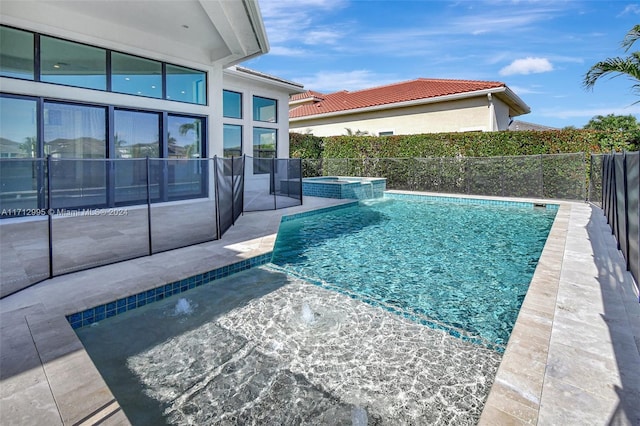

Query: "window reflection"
<box><xmin>112</xmin><ymin>52</ymin><xmax>162</xmax><ymax>98</ymax></box>
<box><xmin>0</xmin><ymin>96</ymin><xmax>39</xmax><ymax>212</ymax></box>
<box><xmin>253</xmin><ymin>96</ymin><xmax>277</xmax><ymax>123</ymax></box>
<box><xmin>44</xmin><ymin>102</ymin><xmax>107</xmax><ymax>208</ymax></box>
<box><xmin>0</xmin><ymin>27</ymin><xmax>34</xmax><ymax>80</ymax></box>
<box><xmin>114</xmin><ymin>110</ymin><xmax>160</xmax><ymax>158</ymax></box>
<box><xmin>0</xmin><ymin>96</ymin><xmax>38</xmax><ymax>158</ymax></box>
<box><xmin>253</xmin><ymin>127</ymin><xmax>276</xmax><ymax>174</ymax></box>
<box><xmin>223</xmin><ymin>90</ymin><xmax>242</xmax><ymax>118</ymax></box>
<box><xmin>223</xmin><ymin>124</ymin><xmax>242</xmax><ymax>157</ymax></box>
<box><xmin>40</xmin><ymin>36</ymin><xmax>106</xmax><ymax>90</ymax></box>
<box><xmin>167</xmin><ymin>115</ymin><xmax>203</xmax><ymax>159</ymax></box>
<box><xmin>44</xmin><ymin>102</ymin><xmax>106</xmax><ymax>158</ymax></box>
<box><xmin>166</xmin><ymin>64</ymin><xmax>206</xmax><ymax>105</ymax></box>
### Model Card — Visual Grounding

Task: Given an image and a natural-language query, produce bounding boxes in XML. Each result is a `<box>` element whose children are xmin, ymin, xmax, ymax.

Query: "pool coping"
<box><xmin>478</xmin><ymin>200</ymin><xmax>570</xmax><ymax>424</ymax></box>
<box><xmin>1</xmin><ymin>192</ymin><xmax>638</xmax><ymax>425</ymax></box>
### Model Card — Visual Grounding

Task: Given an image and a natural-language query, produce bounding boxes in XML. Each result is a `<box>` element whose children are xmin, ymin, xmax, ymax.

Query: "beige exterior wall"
<box><xmin>291</xmin><ymin>95</ymin><xmax>513</xmax><ymax>136</ymax></box>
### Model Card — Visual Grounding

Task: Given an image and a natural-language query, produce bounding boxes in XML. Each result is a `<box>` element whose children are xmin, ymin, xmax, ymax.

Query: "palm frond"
<box><xmin>622</xmin><ymin>24</ymin><xmax>640</xmax><ymax>51</ymax></box>
<box><xmin>583</xmin><ymin>56</ymin><xmax>640</xmax><ymax>89</ymax></box>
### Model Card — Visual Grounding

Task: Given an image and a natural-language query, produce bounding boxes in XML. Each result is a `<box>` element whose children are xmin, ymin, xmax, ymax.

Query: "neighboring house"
<box><xmin>508</xmin><ymin>120</ymin><xmax>558</xmax><ymax>131</ymax></box>
<box><xmin>289</xmin><ymin>78</ymin><xmax>530</xmax><ymax>136</ymax></box>
<box><xmin>0</xmin><ymin>0</ymin><xmax>303</xmax><ymax>210</ymax></box>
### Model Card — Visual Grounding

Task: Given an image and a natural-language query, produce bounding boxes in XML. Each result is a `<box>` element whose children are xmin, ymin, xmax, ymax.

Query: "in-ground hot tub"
<box><xmin>302</xmin><ymin>176</ymin><xmax>386</xmax><ymax>199</ymax></box>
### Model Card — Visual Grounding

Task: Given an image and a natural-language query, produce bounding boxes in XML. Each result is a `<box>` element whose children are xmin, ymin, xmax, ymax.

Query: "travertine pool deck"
<box><xmin>0</xmin><ymin>193</ymin><xmax>638</xmax><ymax>425</ymax></box>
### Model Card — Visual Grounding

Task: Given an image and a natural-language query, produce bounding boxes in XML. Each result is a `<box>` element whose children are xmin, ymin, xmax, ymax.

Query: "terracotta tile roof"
<box><xmin>290</xmin><ymin>78</ymin><xmax>505</xmax><ymax>118</ymax></box>
<box><xmin>290</xmin><ymin>90</ymin><xmax>325</xmax><ymax>102</ymax></box>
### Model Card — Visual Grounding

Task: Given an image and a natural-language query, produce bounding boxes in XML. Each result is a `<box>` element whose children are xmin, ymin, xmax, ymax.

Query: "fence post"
<box><xmin>539</xmin><ymin>154</ymin><xmax>544</xmax><ymax>199</ymax></box>
<box><xmin>581</xmin><ymin>152</ymin><xmax>586</xmax><ymax>201</ymax></box>
<box><xmin>46</xmin><ymin>155</ymin><xmax>53</xmax><ymax>279</ymax></box>
<box><xmin>231</xmin><ymin>156</ymin><xmax>235</xmax><ymax>226</ymax></box>
<box><xmin>146</xmin><ymin>156</ymin><xmax>153</xmax><ymax>255</ymax></box>
<box><xmin>272</xmin><ymin>157</ymin><xmax>277</xmax><ymax>210</ymax></box>
<box><xmin>213</xmin><ymin>156</ymin><xmax>221</xmax><ymax>240</ymax></box>
<box><xmin>623</xmin><ymin>151</ymin><xmax>631</xmax><ymax>271</ymax></box>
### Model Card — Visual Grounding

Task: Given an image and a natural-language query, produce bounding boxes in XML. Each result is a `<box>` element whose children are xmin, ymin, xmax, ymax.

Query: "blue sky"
<box><xmin>244</xmin><ymin>0</ymin><xmax>640</xmax><ymax>129</ymax></box>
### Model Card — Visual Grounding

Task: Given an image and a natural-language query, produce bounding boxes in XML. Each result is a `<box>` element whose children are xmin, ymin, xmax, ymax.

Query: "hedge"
<box><xmin>289</xmin><ymin>130</ymin><xmax>639</xmax><ymax>159</ymax></box>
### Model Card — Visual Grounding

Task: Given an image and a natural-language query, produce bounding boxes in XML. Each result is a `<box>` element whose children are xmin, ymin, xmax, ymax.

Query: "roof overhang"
<box><xmin>224</xmin><ymin>66</ymin><xmax>304</xmax><ymax>95</ymax></box>
<box><xmin>290</xmin><ymin>86</ymin><xmax>531</xmax><ymax>122</ymax></box>
<box><xmin>0</xmin><ymin>0</ymin><xmax>269</xmax><ymax>67</ymax></box>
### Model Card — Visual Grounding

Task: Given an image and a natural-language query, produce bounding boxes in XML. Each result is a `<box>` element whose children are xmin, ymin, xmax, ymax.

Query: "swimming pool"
<box><xmin>272</xmin><ymin>193</ymin><xmax>557</xmax><ymax>350</ymax></box>
<box><xmin>74</xmin><ymin>193</ymin><xmax>557</xmax><ymax>424</ymax></box>
<box><xmin>302</xmin><ymin>176</ymin><xmax>386</xmax><ymax>199</ymax></box>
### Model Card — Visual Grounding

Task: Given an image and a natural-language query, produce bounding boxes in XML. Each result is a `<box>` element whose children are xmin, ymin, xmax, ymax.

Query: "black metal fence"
<box><xmin>592</xmin><ymin>152</ymin><xmax>639</xmax><ymax>288</ymax></box>
<box><xmin>0</xmin><ymin>155</ymin><xmax>302</xmax><ymax>298</ymax></box>
<box><xmin>302</xmin><ymin>153</ymin><xmax>587</xmax><ymax>200</ymax></box>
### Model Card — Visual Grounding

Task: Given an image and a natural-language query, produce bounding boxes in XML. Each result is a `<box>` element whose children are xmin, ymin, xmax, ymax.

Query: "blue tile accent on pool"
<box><xmin>280</xmin><ymin>202</ymin><xmax>359</xmax><ymax>222</ymax></box>
<box><xmin>66</xmin><ymin>252</ymin><xmax>273</xmax><ymax>330</ymax></box>
<box><xmin>384</xmin><ymin>192</ymin><xmax>560</xmax><ymax>210</ymax></box>
<box><xmin>302</xmin><ymin>177</ymin><xmax>386</xmax><ymax>199</ymax></box>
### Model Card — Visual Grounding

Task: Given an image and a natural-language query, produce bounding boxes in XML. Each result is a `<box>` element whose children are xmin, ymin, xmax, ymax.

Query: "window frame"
<box><xmin>1</xmin><ymin>91</ymin><xmax>209</xmax><ymax>210</ymax></box>
<box><xmin>252</xmin><ymin>95</ymin><xmax>277</xmax><ymax>123</ymax></box>
<box><xmin>39</xmin><ymin>34</ymin><xmax>108</xmax><ymax>91</ymax></box>
<box><xmin>110</xmin><ymin>51</ymin><xmax>163</xmax><ymax>99</ymax></box>
<box><xmin>0</xmin><ymin>25</ymin><xmax>36</xmax><ymax>80</ymax></box>
<box><xmin>223</xmin><ymin>123</ymin><xmax>243</xmax><ymax>158</ymax></box>
<box><xmin>223</xmin><ymin>90</ymin><xmax>243</xmax><ymax>119</ymax></box>
<box><xmin>0</xmin><ymin>24</ymin><xmax>208</xmax><ymax>105</ymax></box>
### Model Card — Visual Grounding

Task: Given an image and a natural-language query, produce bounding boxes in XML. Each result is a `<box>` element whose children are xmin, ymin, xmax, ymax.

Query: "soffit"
<box><xmin>1</xmin><ymin>0</ymin><xmax>266</xmax><ymax>66</ymax></box>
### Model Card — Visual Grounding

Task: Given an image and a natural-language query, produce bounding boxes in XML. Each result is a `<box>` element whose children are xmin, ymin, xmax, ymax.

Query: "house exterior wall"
<box><xmin>222</xmin><ymin>71</ymin><xmax>295</xmax><ymax>159</ymax></box>
<box><xmin>493</xmin><ymin>97</ymin><xmax>511</xmax><ymax>131</ymax></box>
<box><xmin>291</xmin><ymin>95</ymin><xmax>515</xmax><ymax>136</ymax></box>
<box><xmin>0</xmin><ymin>1</ymin><xmax>301</xmax><ymax>211</ymax></box>
<box><xmin>1</xmin><ymin>10</ymin><xmax>230</xmax><ymax>159</ymax></box>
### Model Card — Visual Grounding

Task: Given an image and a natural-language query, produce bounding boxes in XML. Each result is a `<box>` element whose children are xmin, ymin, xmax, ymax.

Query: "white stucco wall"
<box><xmin>291</xmin><ymin>95</ymin><xmax>509</xmax><ymax>136</ymax></box>
<box><xmin>1</xmin><ymin>5</ymin><xmax>299</xmax><ymax>159</ymax></box>
<box><xmin>493</xmin><ymin>97</ymin><xmax>511</xmax><ymax>131</ymax></box>
<box><xmin>222</xmin><ymin>71</ymin><xmax>296</xmax><ymax>159</ymax></box>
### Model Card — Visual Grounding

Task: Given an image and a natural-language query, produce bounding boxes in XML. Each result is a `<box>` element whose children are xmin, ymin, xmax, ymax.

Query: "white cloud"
<box><xmin>499</xmin><ymin>57</ymin><xmax>554</xmax><ymax>76</ymax></box>
<box><xmin>619</xmin><ymin>4</ymin><xmax>640</xmax><ymax>16</ymax></box>
<box><xmin>303</xmin><ymin>29</ymin><xmax>344</xmax><ymax>45</ymax></box>
<box><xmin>268</xmin><ymin>46</ymin><xmax>308</xmax><ymax>57</ymax></box>
<box><xmin>258</xmin><ymin>0</ymin><xmax>348</xmax><ymax>46</ymax></box>
<box><xmin>295</xmin><ymin>70</ymin><xmax>397</xmax><ymax>93</ymax></box>
<box><xmin>508</xmin><ymin>85</ymin><xmax>544</xmax><ymax>95</ymax></box>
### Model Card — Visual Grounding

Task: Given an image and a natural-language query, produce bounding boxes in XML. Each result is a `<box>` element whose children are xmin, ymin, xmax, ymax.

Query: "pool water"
<box><xmin>272</xmin><ymin>195</ymin><xmax>557</xmax><ymax>350</ymax></box>
<box><xmin>74</xmin><ymin>194</ymin><xmax>556</xmax><ymax>425</ymax></box>
<box><xmin>77</xmin><ymin>268</ymin><xmax>503</xmax><ymax>425</ymax></box>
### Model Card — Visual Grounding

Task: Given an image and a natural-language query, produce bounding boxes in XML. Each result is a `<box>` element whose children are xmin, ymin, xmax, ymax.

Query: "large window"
<box><xmin>44</xmin><ymin>102</ymin><xmax>106</xmax><ymax>158</ymax></box>
<box><xmin>223</xmin><ymin>124</ymin><xmax>242</xmax><ymax>158</ymax></box>
<box><xmin>114</xmin><ymin>110</ymin><xmax>160</xmax><ymax>158</ymax></box>
<box><xmin>0</xmin><ymin>27</ymin><xmax>34</xmax><ymax>80</ymax></box>
<box><xmin>166</xmin><ymin>64</ymin><xmax>206</xmax><ymax>105</ymax></box>
<box><xmin>1</xmin><ymin>25</ymin><xmax>208</xmax><ymax>105</ymax></box>
<box><xmin>111</xmin><ymin>52</ymin><xmax>162</xmax><ymax>99</ymax></box>
<box><xmin>253</xmin><ymin>127</ymin><xmax>276</xmax><ymax>174</ymax></box>
<box><xmin>40</xmin><ymin>36</ymin><xmax>107</xmax><ymax>90</ymax></box>
<box><xmin>0</xmin><ymin>96</ymin><xmax>39</xmax><ymax>212</ymax></box>
<box><xmin>223</xmin><ymin>90</ymin><xmax>242</xmax><ymax>118</ymax></box>
<box><xmin>167</xmin><ymin>115</ymin><xmax>204</xmax><ymax>159</ymax></box>
<box><xmin>0</xmin><ymin>96</ymin><xmax>38</xmax><ymax>158</ymax></box>
<box><xmin>0</xmin><ymin>93</ymin><xmax>209</xmax><ymax>212</ymax></box>
<box><xmin>44</xmin><ymin>102</ymin><xmax>107</xmax><ymax>208</ymax></box>
<box><xmin>253</xmin><ymin>96</ymin><xmax>277</xmax><ymax>123</ymax></box>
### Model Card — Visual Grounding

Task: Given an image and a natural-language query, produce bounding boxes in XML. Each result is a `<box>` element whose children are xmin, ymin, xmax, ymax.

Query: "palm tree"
<box><xmin>583</xmin><ymin>25</ymin><xmax>640</xmax><ymax>98</ymax></box>
<box><xmin>19</xmin><ymin>136</ymin><xmax>38</xmax><ymax>157</ymax></box>
<box><xmin>178</xmin><ymin>120</ymin><xmax>201</xmax><ymax>158</ymax></box>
